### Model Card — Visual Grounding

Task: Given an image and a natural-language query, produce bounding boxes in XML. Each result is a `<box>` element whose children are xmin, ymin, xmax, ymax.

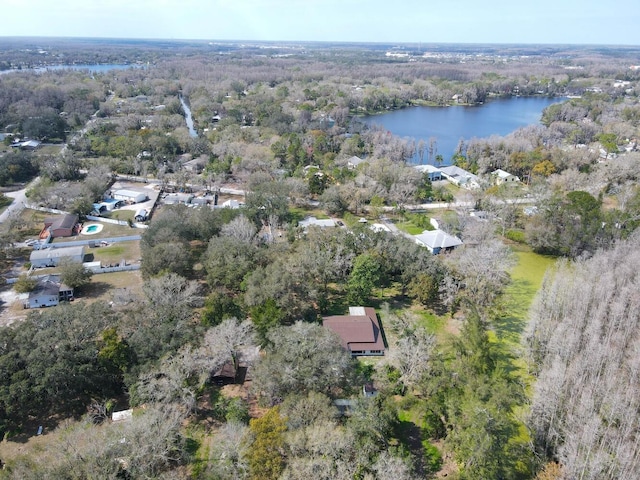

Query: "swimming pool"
<box><xmin>81</xmin><ymin>223</ymin><xmax>104</xmax><ymax>235</ymax></box>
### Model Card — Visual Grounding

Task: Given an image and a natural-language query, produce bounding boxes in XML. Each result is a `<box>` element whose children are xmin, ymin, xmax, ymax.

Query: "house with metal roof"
<box><xmin>298</xmin><ymin>216</ymin><xmax>336</xmax><ymax>230</ymax></box>
<box><xmin>414</xmin><ymin>164</ymin><xmax>443</xmax><ymax>181</ymax></box>
<box><xmin>440</xmin><ymin>165</ymin><xmax>480</xmax><ymax>189</ymax></box>
<box><xmin>414</xmin><ymin>229</ymin><xmax>463</xmax><ymax>254</ymax></box>
<box><xmin>30</xmin><ymin>246</ymin><xmax>85</xmax><ymax>268</ymax></box>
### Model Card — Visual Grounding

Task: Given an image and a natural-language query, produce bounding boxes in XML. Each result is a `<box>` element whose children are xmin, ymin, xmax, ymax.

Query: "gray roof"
<box><xmin>414</xmin><ymin>229</ymin><xmax>463</xmax><ymax>250</ymax></box>
<box><xmin>45</xmin><ymin>214</ymin><xmax>78</xmax><ymax>230</ymax></box>
<box><xmin>299</xmin><ymin>216</ymin><xmax>336</xmax><ymax>228</ymax></box>
<box><xmin>30</xmin><ymin>246</ymin><xmax>85</xmax><ymax>261</ymax></box>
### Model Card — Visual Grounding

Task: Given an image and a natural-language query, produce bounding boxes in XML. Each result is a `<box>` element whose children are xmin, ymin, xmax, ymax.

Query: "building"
<box><xmin>25</xmin><ymin>275</ymin><xmax>74</xmax><ymax>309</ymax></box>
<box><xmin>42</xmin><ymin>214</ymin><xmax>79</xmax><ymax>238</ymax></box>
<box><xmin>347</xmin><ymin>156</ymin><xmax>368</xmax><ymax>169</ymax></box>
<box><xmin>182</xmin><ymin>157</ymin><xmax>207</xmax><ymax>174</ymax></box>
<box><xmin>298</xmin><ymin>216</ymin><xmax>336</xmax><ymax>229</ymax></box>
<box><xmin>30</xmin><ymin>246</ymin><xmax>85</xmax><ymax>268</ymax></box>
<box><xmin>440</xmin><ymin>165</ymin><xmax>480</xmax><ymax>189</ymax></box>
<box><xmin>323</xmin><ymin>306</ymin><xmax>385</xmax><ymax>356</ymax></box>
<box><xmin>111</xmin><ymin>189</ymin><xmax>148</xmax><ymax>204</ymax></box>
<box><xmin>220</xmin><ymin>199</ymin><xmax>242</xmax><ymax>209</ymax></box>
<box><xmin>414</xmin><ymin>164</ymin><xmax>443</xmax><ymax>181</ymax></box>
<box><xmin>491</xmin><ymin>169</ymin><xmax>520</xmax><ymax>185</ymax></box>
<box><xmin>414</xmin><ymin>229</ymin><xmax>463</xmax><ymax>254</ymax></box>
<box><xmin>164</xmin><ymin>193</ymin><xmax>193</xmax><ymax>205</ymax></box>
<box><xmin>134</xmin><ymin>209</ymin><xmax>148</xmax><ymax>222</ymax></box>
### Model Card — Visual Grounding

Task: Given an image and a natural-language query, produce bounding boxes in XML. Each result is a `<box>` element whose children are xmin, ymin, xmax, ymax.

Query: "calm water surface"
<box><xmin>362</xmin><ymin>96</ymin><xmax>564</xmax><ymax>163</ymax></box>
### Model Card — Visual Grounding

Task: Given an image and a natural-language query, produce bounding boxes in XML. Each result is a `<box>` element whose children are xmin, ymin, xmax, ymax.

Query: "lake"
<box><xmin>361</xmin><ymin>96</ymin><xmax>564</xmax><ymax>163</ymax></box>
<box><xmin>0</xmin><ymin>64</ymin><xmax>141</xmax><ymax>75</ymax></box>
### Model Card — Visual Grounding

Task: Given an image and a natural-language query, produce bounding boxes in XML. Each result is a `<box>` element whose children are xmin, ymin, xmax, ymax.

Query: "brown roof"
<box><xmin>44</xmin><ymin>214</ymin><xmax>78</xmax><ymax>230</ymax></box>
<box><xmin>323</xmin><ymin>307</ymin><xmax>385</xmax><ymax>353</ymax></box>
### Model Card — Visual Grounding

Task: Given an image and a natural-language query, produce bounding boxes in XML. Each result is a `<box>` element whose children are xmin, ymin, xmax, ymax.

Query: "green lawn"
<box><xmin>494</xmin><ymin>246</ymin><xmax>557</xmax><ymax>345</ymax></box>
<box><xmin>103</xmin><ymin>209</ymin><xmax>135</xmax><ymax>222</ymax></box>
<box><xmin>89</xmin><ymin>241</ymin><xmax>141</xmax><ymax>264</ymax></box>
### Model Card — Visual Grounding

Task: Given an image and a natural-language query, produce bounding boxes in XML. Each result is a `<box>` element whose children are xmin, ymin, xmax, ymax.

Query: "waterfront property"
<box><xmin>323</xmin><ymin>306</ymin><xmax>385</xmax><ymax>356</ymax></box>
<box><xmin>440</xmin><ymin>165</ymin><xmax>480</xmax><ymax>189</ymax></box>
<box><xmin>414</xmin><ymin>164</ymin><xmax>443</xmax><ymax>181</ymax></box>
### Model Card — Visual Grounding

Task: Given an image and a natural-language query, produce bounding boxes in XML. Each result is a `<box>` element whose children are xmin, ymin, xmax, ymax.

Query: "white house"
<box><xmin>298</xmin><ymin>216</ymin><xmax>336</xmax><ymax>229</ymax></box>
<box><xmin>414</xmin><ymin>229</ymin><xmax>463</xmax><ymax>254</ymax></box>
<box><xmin>440</xmin><ymin>165</ymin><xmax>480</xmax><ymax>189</ymax></box>
<box><xmin>491</xmin><ymin>169</ymin><xmax>520</xmax><ymax>185</ymax></box>
<box><xmin>30</xmin><ymin>246</ymin><xmax>86</xmax><ymax>268</ymax></box>
<box><xmin>25</xmin><ymin>275</ymin><xmax>74</xmax><ymax>309</ymax></box>
<box><xmin>414</xmin><ymin>164</ymin><xmax>443</xmax><ymax>181</ymax></box>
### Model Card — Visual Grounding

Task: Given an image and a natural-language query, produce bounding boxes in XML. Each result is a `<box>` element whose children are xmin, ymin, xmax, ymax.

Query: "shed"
<box><xmin>112</xmin><ymin>189</ymin><xmax>148</xmax><ymax>204</ymax></box>
<box><xmin>134</xmin><ymin>209</ymin><xmax>148</xmax><ymax>222</ymax></box>
<box><xmin>211</xmin><ymin>360</ymin><xmax>237</xmax><ymax>385</ymax></box>
<box><xmin>30</xmin><ymin>246</ymin><xmax>86</xmax><ymax>268</ymax></box>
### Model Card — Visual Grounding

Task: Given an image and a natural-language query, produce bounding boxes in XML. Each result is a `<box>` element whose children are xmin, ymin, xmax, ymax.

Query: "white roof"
<box><xmin>298</xmin><ymin>216</ymin><xmax>336</xmax><ymax>228</ymax></box>
<box><xmin>492</xmin><ymin>169</ymin><xmax>514</xmax><ymax>179</ymax></box>
<box><xmin>371</xmin><ymin>223</ymin><xmax>391</xmax><ymax>233</ymax></box>
<box><xmin>414</xmin><ymin>229</ymin><xmax>463</xmax><ymax>250</ymax></box>
<box><xmin>221</xmin><ymin>199</ymin><xmax>241</xmax><ymax>209</ymax></box>
<box><xmin>114</xmin><ymin>189</ymin><xmax>146</xmax><ymax>198</ymax></box>
<box><xmin>30</xmin><ymin>245</ymin><xmax>85</xmax><ymax>261</ymax></box>
<box><xmin>440</xmin><ymin>165</ymin><xmax>478</xmax><ymax>180</ymax></box>
<box><xmin>112</xmin><ymin>409</ymin><xmax>133</xmax><ymax>422</ymax></box>
<box><xmin>414</xmin><ymin>164</ymin><xmax>442</xmax><ymax>174</ymax></box>
<box><xmin>347</xmin><ymin>156</ymin><xmax>367</xmax><ymax>166</ymax></box>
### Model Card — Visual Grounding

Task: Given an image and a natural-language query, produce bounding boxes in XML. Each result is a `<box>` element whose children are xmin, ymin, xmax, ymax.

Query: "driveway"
<box><xmin>0</xmin><ymin>181</ymin><xmax>33</xmax><ymax>224</ymax></box>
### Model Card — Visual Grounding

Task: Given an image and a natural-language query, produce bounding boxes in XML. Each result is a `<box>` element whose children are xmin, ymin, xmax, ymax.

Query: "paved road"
<box><xmin>0</xmin><ymin>177</ymin><xmax>39</xmax><ymax>224</ymax></box>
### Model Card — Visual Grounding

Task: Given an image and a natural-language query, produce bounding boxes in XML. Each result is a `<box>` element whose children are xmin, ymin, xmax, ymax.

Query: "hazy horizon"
<box><xmin>2</xmin><ymin>0</ymin><xmax>638</xmax><ymax>46</ymax></box>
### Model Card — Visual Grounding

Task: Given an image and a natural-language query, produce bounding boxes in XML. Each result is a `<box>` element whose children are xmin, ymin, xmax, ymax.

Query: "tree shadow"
<box><xmin>81</xmin><ymin>281</ymin><xmax>115</xmax><ymax>299</ymax></box>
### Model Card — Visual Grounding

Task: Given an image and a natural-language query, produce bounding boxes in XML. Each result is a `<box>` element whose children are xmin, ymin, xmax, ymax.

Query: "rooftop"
<box><xmin>323</xmin><ymin>306</ymin><xmax>385</xmax><ymax>354</ymax></box>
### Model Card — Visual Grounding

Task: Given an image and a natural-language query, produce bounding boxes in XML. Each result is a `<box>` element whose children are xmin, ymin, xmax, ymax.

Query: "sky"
<box><xmin>1</xmin><ymin>0</ymin><xmax>639</xmax><ymax>45</ymax></box>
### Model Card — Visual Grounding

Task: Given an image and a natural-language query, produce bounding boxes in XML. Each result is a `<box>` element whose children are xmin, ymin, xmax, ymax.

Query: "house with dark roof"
<box><xmin>42</xmin><ymin>214</ymin><xmax>79</xmax><ymax>238</ymax></box>
<box><xmin>323</xmin><ymin>306</ymin><xmax>385</xmax><ymax>356</ymax></box>
<box><xmin>25</xmin><ymin>275</ymin><xmax>74</xmax><ymax>309</ymax></box>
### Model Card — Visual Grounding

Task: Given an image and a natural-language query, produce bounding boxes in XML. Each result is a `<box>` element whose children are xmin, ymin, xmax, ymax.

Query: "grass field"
<box><xmin>89</xmin><ymin>241</ymin><xmax>141</xmax><ymax>264</ymax></box>
<box><xmin>494</xmin><ymin>246</ymin><xmax>557</xmax><ymax>346</ymax></box>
